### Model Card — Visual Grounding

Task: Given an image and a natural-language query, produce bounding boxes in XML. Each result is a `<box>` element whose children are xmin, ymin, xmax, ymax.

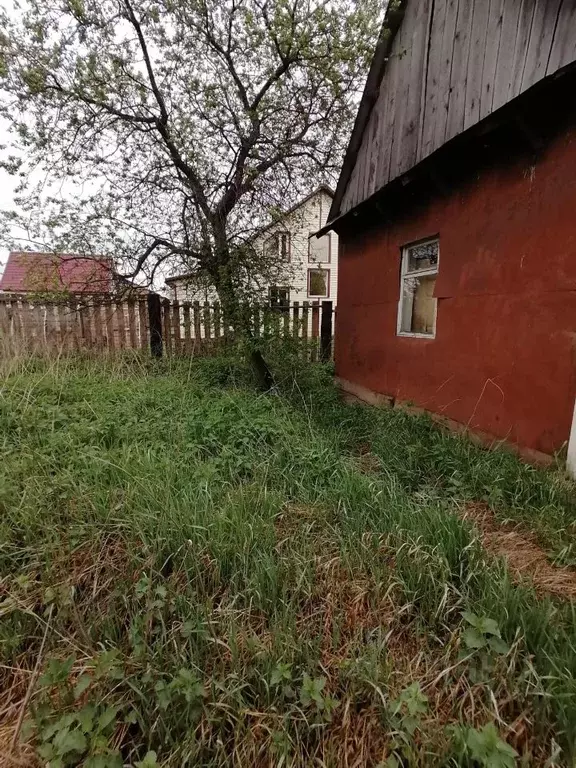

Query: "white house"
<box><xmin>165</xmin><ymin>186</ymin><xmax>338</xmax><ymax>307</ymax></box>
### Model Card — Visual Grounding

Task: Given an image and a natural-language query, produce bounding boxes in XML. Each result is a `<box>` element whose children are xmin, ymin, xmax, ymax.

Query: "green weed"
<box><xmin>0</xmin><ymin>355</ymin><xmax>575</xmax><ymax>765</ymax></box>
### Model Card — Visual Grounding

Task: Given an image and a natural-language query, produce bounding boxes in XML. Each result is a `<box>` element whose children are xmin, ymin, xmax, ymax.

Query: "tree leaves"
<box><xmin>0</xmin><ymin>0</ymin><xmax>383</xmax><ymax>303</ymax></box>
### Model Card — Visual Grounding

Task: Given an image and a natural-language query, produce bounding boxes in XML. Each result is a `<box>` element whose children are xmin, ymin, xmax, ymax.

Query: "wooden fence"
<box><xmin>0</xmin><ymin>294</ymin><xmax>335</xmax><ymax>360</ymax></box>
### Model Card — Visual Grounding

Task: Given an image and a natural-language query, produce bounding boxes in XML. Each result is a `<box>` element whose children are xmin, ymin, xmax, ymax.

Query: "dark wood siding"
<box><xmin>339</xmin><ymin>0</ymin><xmax>576</xmax><ymax>217</ymax></box>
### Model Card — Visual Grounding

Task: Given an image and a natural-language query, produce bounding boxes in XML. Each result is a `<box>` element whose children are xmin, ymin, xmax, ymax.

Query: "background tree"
<box><xmin>0</xmin><ymin>0</ymin><xmax>382</xmax><ymax>385</ymax></box>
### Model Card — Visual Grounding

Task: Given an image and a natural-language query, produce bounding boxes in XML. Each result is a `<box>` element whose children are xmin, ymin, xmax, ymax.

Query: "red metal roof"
<box><xmin>0</xmin><ymin>252</ymin><xmax>114</xmax><ymax>294</ymax></box>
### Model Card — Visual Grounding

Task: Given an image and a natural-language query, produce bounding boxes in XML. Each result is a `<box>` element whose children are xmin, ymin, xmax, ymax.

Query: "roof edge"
<box><xmin>327</xmin><ymin>0</ymin><xmax>408</xmax><ymax>226</ymax></box>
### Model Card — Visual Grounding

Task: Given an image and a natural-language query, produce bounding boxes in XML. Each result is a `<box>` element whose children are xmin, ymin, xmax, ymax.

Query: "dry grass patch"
<box><xmin>462</xmin><ymin>503</ymin><xmax>576</xmax><ymax>600</ymax></box>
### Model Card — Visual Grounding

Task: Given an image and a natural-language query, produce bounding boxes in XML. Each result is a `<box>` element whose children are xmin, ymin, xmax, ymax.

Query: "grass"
<box><xmin>1</xmin><ymin>351</ymin><xmax>576</xmax><ymax>766</ymax></box>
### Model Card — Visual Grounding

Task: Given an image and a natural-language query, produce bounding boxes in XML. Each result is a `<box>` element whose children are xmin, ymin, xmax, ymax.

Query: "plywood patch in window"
<box><xmin>462</xmin><ymin>503</ymin><xmax>576</xmax><ymax>600</ymax></box>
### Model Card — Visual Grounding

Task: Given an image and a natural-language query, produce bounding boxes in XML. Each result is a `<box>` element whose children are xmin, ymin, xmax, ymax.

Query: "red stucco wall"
<box><xmin>336</xmin><ymin>127</ymin><xmax>576</xmax><ymax>456</ymax></box>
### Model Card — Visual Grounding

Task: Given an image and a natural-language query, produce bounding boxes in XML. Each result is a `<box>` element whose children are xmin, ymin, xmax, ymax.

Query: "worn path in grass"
<box><xmin>1</xmin><ymin>357</ymin><xmax>576</xmax><ymax>766</ymax></box>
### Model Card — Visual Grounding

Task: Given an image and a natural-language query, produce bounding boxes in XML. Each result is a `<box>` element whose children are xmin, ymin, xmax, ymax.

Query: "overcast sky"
<box><xmin>0</xmin><ymin>118</ymin><xmax>16</xmax><ymax>276</ymax></box>
<box><xmin>0</xmin><ymin>3</ymin><xmax>15</xmax><ymax>277</ymax></box>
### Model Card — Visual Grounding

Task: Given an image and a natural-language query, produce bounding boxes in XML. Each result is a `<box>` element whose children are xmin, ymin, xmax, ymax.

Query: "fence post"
<box><xmin>147</xmin><ymin>292</ymin><xmax>163</xmax><ymax>357</ymax></box>
<box><xmin>320</xmin><ymin>301</ymin><xmax>333</xmax><ymax>362</ymax></box>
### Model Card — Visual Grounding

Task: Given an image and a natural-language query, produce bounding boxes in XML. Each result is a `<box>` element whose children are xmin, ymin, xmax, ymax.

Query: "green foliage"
<box><xmin>33</xmin><ymin>703</ymin><xmax>122</xmax><ymax>767</ymax></box>
<box><xmin>384</xmin><ymin>682</ymin><xmax>429</xmax><ymax>765</ymax></box>
<box><xmin>389</xmin><ymin>682</ymin><xmax>428</xmax><ymax>737</ymax></box>
<box><xmin>450</xmin><ymin>723</ymin><xmax>518</xmax><ymax>767</ymax></box>
<box><xmin>460</xmin><ymin>613</ymin><xmax>510</xmax><ymax>684</ymax></box>
<box><xmin>135</xmin><ymin>753</ymin><xmax>160</xmax><ymax>768</ymax></box>
<box><xmin>299</xmin><ymin>673</ymin><xmax>339</xmax><ymax>721</ymax></box>
<box><xmin>1</xmin><ymin>357</ymin><xmax>576</xmax><ymax>765</ymax></box>
<box><xmin>461</xmin><ymin>612</ymin><xmax>510</xmax><ymax>655</ymax></box>
<box><xmin>0</xmin><ymin>0</ymin><xmax>382</xmax><ymax>306</ymax></box>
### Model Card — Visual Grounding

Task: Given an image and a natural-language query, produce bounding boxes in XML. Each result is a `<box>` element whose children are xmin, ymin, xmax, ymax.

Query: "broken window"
<box><xmin>263</xmin><ymin>232</ymin><xmax>290</xmax><ymax>260</ymax></box>
<box><xmin>308</xmin><ymin>268</ymin><xmax>329</xmax><ymax>298</ymax></box>
<box><xmin>397</xmin><ymin>239</ymin><xmax>439</xmax><ymax>336</ymax></box>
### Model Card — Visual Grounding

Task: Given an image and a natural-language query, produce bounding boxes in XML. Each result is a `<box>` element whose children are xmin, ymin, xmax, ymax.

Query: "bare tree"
<box><xmin>0</xmin><ymin>0</ymin><xmax>382</xmax><ymax>385</ymax></box>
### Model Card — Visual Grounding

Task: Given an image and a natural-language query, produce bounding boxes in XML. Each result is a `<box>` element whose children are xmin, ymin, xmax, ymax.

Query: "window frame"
<box><xmin>396</xmin><ymin>237</ymin><xmax>439</xmax><ymax>339</ymax></box>
<box><xmin>307</xmin><ymin>267</ymin><xmax>330</xmax><ymax>299</ymax></box>
<box><xmin>308</xmin><ymin>231</ymin><xmax>331</xmax><ymax>264</ymax></box>
<box><xmin>269</xmin><ymin>285</ymin><xmax>290</xmax><ymax>310</ymax></box>
<box><xmin>263</xmin><ymin>231</ymin><xmax>291</xmax><ymax>262</ymax></box>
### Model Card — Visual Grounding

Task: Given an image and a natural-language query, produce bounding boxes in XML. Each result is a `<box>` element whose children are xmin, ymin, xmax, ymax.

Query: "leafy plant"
<box><xmin>389</xmin><ymin>681</ymin><xmax>429</xmax><ymax>737</ymax></box>
<box><xmin>299</xmin><ymin>674</ymin><xmax>339</xmax><ymax>721</ymax></box>
<box><xmin>154</xmin><ymin>669</ymin><xmax>205</xmax><ymax>712</ymax></box>
<box><xmin>450</xmin><ymin>722</ymin><xmax>518</xmax><ymax>767</ymax></box>
<box><xmin>135</xmin><ymin>751</ymin><xmax>160</xmax><ymax>768</ymax></box>
<box><xmin>382</xmin><ymin>682</ymin><xmax>429</xmax><ymax>766</ymax></box>
<box><xmin>460</xmin><ymin>612</ymin><xmax>509</xmax><ymax>684</ymax></box>
<box><xmin>32</xmin><ymin>704</ymin><xmax>122</xmax><ymax>768</ymax></box>
<box><xmin>2</xmin><ymin>359</ymin><xmax>576</xmax><ymax>765</ymax></box>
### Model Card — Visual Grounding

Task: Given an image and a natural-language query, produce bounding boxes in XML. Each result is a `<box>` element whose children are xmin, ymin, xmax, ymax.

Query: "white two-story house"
<box><xmin>165</xmin><ymin>186</ymin><xmax>338</xmax><ymax>307</ymax></box>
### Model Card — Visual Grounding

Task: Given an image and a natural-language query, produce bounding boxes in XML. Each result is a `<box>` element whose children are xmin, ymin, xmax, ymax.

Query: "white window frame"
<box><xmin>396</xmin><ymin>237</ymin><xmax>439</xmax><ymax>339</ymax></box>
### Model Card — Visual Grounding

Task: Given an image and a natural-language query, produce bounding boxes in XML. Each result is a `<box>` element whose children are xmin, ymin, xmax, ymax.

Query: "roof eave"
<box><xmin>327</xmin><ymin>0</ymin><xmax>408</xmax><ymax>227</ymax></box>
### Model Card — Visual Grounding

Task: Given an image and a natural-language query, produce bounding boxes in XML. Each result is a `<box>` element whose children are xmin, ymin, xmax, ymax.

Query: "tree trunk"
<box><xmin>209</xmin><ymin>236</ymin><xmax>276</xmax><ymax>391</ymax></box>
<box><xmin>249</xmin><ymin>347</ymin><xmax>275</xmax><ymax>391</ymax></box>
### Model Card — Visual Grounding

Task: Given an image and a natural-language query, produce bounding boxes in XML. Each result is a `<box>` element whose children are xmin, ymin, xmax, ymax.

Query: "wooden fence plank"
<box><xmin>127</xmin><ymin>300</ymin><xmax>138</xmax><ymax>349</ymax></box>
<box><xmin>81</xmin><ymin>303</ymin><xmax>93</xmax><ymax>349</ymax></box>
<box><xmin>71</xmin><ymin>302</ymin><xmax>82</xmax><ymax>351</ymax></box>
<box><xmin>93</xmin><ymin>303</ymin><xmax>104</xmax><ymax>351</ymax></box>
<box><xmin>320</xmin><ymin>301</ymin><xmax>334</xmax><ymax>362</ymax></box>
<box><xmin>0</xmin><ymin>298</ymin><xmax>336</xmax><ymax>360</ymax></box>
<box><xmin>172</xmin><ymin>300</ymin><xmax>181</xmax><ymax>356</ymax></box>
<box><xmin>282</xmin><ymin>305</ymin><xmax>290</xmax><ymax>338</ymax></box>
<box><xmin>311</xmin><ymin>302</ymin><xmax>320</xmax><ymax>361</ymax></box>
<box><xmin>115</xmin><ymin>301</ymin><xmax>126</xmax><ymax>349</ymax></box>
<box><xmin>193</xmin><ymin>301</ymin><xmax>202</xmax><ymax>352</ymax></box>
<box><xmin>0</xmin><ymin>301</ymin><xmax>9</xmax><ymax>343</ymax></box>
<box><xmin>148</xmin><ymin>294</ymin><xmax>163</xmax><ymax>357</ymax></box>
<box><xmin>183</xmin><ymin>302</ymin><xmax>192</xmax><ymax>355</ymax></box>
<box><xmin>302</xmin><ymin>301</ymin><xmax>309</xmax><ymax>352</ymax></box>
<box><xmin>292</xmin><ymin>302</ymin><xmax>300</xmax><ymax>339</ymax></box>
<box><xmin>56</xmin><ymin>302</ymin><xmax>67</xmax><ymax>352</ymax></box>
<box><xmin>53</xmin><ymin>303</ymin><xmax>64</xmax><ymax>351</ymax></box>
<box><xmin>105</xmin><ymin>302</ymin><xmax>116</xmax><ymax>352</ymax></box>
<box><xmin>203</xmin><ymin>302</ymin><xmax>211</xmax><ymax>350</ymax></box>
<box><xmin>162</xmin><ymin>298</ymin><xmax>172</xmax><ymax>356</ymax></box>
<box><xmin>43</xmin><ymin>304</ymin><xmax>55</xmax><ymax>351</ymax></box>
<box><xmin>138</xmin><ymin>298</ymin><xmax>148</xmax><ymax>351</ymax></box>
<box><xmin>17</xmin><ymin>299</ymin><xmax>27</xmax><ymax>346</ymax></box>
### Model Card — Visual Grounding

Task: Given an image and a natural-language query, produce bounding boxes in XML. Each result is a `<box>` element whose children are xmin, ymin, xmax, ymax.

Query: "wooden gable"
<box><xmin>331</xmin><ymin>0</ymin><xmax>576</xmax><ymax>222</ymax></box>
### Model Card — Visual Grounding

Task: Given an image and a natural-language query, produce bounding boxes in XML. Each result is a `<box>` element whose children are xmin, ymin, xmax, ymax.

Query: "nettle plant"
<box><xmin>380</xmin><ymin>682</ymin><xmax>429</xmax><ymax>767</ymax></box>
<box><xmin>28</xmin><ymin>654</ymin><xmax>125</xmax><ymax>768</ymax></box>
<box><xmin>459</xmin><ymin>611</ymin><xmax>510</xmax><ymax>684</ymax></box>
<box><xmin>450</xmin><ymin>722</ymin><xmax>518</xmax><ymax>768</ymax></box>
<box><xmin>269</xmin><ymin>663</ymin><xmax>339</xmax><ymax>722</ymax></box>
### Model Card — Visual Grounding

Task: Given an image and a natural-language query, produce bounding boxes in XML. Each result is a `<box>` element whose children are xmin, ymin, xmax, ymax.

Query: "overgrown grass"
<box><xmin>1</xmin><ymin>352</ymin><xmax>576</xmax><ymax>766</ymax></box>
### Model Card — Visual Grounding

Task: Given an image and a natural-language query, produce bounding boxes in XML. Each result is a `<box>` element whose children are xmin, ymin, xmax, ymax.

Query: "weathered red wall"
<box><xmin>336</xmin><ymin>126</ymin><xmax>576</xmax><ymax>456</ymax></box>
